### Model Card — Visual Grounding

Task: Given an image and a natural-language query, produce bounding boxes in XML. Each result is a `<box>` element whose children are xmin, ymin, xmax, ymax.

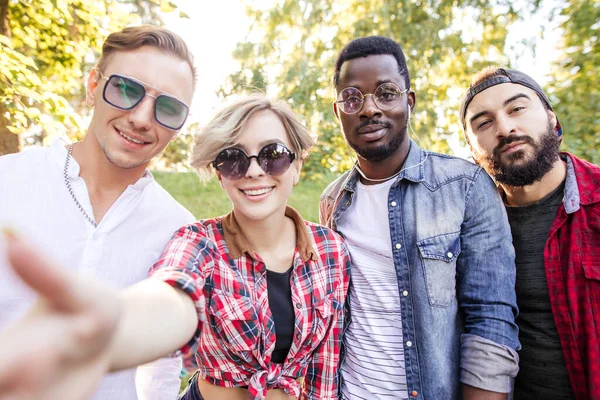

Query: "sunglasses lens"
<box><xmin>104</xmin><ymin>76</ymin><xmax>145</xmax><ymax>109</ymax></box>
<box><xmin>156</xmin><ymin>95</ymin><xmax>189</xmax><ymax>130</ymax></box>
<box><xmin>214</xmin><ymin>148</ymin><xmax>249</xmax><ymax>180</ymax></box>
<box><xmin>338</xmin><ymin>87</ymin><xmax>363</xmax><ymax>114</ymax></box>
<box><xmin>258</xmin><ymin>143</ymin><xmax>294</xmax><ymax>176</ymax></box>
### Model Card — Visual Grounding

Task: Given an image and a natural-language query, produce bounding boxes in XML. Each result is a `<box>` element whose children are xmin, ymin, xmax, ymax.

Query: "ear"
<box><xmin>216</xmin><ymin>171</ymin><xmax>225</xmax><ymax>190</ymax></box>
<box><xmin>407</xmin><ymin>90</ymin><xmax>416</xmax><ymax>114</ymax></box>
<box><xmin>548</xmin><ymin>110</ymin><xmax>561</xmax><ymax>136</ymax></box>
<box><xmin>333</xmin><ymin>102</ymin><xmax>340</xmax><ymax>121</ymax></box>
<box><xmin>292</xmin><ymin>158</ymin><xmax>303</xmax><ymax>185</ymax></box>
<box><xmin>86</xmin><ymin>68</ymin><xmax>101</xmax><ymax>107</ymax></box>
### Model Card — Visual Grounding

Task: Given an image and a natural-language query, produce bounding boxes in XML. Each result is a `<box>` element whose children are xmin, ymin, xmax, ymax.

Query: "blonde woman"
<box><xmin>0</xmin><ymin>95</ymin><xmax>350</xmax><ymax>400</ymax></box>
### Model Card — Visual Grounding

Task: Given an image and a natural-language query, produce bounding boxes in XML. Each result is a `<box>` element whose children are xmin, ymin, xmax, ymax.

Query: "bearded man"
<box><xmin>461</xmin><ymin>67</ymin><xmax>600</xmax><ymax>400</ymax></box>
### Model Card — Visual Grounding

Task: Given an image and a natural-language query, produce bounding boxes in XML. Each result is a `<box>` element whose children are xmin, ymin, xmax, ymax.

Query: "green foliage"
<box><xmin>220</xmin><ymin>0</ymin><xmax>531</xmax><ymax>175</ymax></box>
<box><xmin>153</xmin><ymin>170</ymin><xmax>337</xmax><ymax>223</ymax></box>
<box><xmin>0</xmin><ymin>0</ymin><xmax>185</xmax><ymax>151</ymax></box>
<box><xmin>152</xmin><ymin>122</ymin><xmax>198</xmax><ymax>171</ymax></box>
<box><xmin>547</xmin><ymin>0</ymin><xmax>600</xmax><ymax>164</ymax></box>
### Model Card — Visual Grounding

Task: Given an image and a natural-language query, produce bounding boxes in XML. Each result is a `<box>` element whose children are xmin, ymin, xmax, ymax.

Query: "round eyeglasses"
<box><xmin>335</xmin><ymin>82</ymin><xmax>408</xmax><ymax>115</ymax></box>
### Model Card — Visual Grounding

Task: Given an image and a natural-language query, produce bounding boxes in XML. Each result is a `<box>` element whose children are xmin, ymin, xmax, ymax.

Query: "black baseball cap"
<box><xmin>459</xmin><ymin>68</ymin><xmax>562</xmax><ymax>137</ymax></box>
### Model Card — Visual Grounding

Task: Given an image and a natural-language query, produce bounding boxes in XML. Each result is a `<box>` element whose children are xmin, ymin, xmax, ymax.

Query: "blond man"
<box><xmin>0</xmin><ymin>25</ymin><xmax>196</xmax><ymax>399</ymax></box>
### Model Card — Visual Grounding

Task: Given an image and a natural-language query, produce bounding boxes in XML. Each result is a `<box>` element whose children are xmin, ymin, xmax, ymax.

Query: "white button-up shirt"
<box><xmin>0</xmin><ymin>139</ymin><xmax>195</xmax><ymax>399</ymax></box>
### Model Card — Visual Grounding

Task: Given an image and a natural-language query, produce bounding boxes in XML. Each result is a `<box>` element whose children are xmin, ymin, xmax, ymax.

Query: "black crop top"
<box><xmin>266</xmin><ymin>266</ymin><xmax>295</xmax><ymax>364</ymax></box>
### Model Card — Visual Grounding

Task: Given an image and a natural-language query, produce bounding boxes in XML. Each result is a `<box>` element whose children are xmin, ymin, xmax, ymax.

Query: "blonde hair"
<box><xmin>469</xmin><ymin>65</ymin><xmax>503</xmax><ymax>88</ymax></box>
<box><xmin>191</xmin><ymin>94</ymin><xmax>316</xmax><ymax>180</ymax></box>
<box><xmin>96</xmin><ymin>25</ymin><xmax>196</xmax><ymax>88</ymax></box>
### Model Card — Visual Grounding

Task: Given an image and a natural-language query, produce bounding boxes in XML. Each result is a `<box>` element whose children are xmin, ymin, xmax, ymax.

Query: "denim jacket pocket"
<box><xmin>209</xmin><ymin>289</ymin><xmax>259</xmax><ymax>352</ymax></box>
<box><xmin>417</xmin><ymin>231</ymin><xmax>461</xmax><ymax>307</ymax></box>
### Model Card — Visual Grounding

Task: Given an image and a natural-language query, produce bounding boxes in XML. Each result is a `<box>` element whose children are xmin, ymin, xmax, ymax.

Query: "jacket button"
<box><xmin>411</xmin><ymin>390</ymin><xmax>418</xmax><ymax>397</ymax></box>
<box><xmin>391</xmin><ymin>201</ymin><xmax>397</xmax><ymax>207</ymax></box>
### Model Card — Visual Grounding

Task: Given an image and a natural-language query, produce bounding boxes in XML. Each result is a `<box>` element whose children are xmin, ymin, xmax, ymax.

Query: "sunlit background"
<box><xmin>1</xmin><ymin>0</ymin><xmax>598</xmax><ymax>175</ymax></box>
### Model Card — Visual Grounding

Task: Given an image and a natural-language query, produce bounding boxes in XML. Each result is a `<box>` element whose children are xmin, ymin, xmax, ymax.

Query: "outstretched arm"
<box><xmin>0</xmin><ymin>231</ymin><xmax>197</xmax><ymax>400</ymax></box>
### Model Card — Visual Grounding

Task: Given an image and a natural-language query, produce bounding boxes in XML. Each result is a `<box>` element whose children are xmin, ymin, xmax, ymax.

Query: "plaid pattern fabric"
<box><xmin>149</xmin><ymin>208</ymin><xmax>351</xmax><ymax>400</ymax></box>
<box><xmin>545</xmin><ymin>153</ymin><xmax>600</xmax><ymax>400</ymax></box>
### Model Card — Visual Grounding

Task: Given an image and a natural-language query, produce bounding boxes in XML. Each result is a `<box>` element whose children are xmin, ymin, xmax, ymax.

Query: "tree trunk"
<box><xmin>0</xmin><ymin>0</ymin><xmax>19</xmax><ymax>155</ymax></box>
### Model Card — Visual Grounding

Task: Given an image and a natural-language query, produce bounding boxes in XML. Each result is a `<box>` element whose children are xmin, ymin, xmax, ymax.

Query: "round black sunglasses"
<box><xmin>213</xmin><ymin>143</ymin><xmax>296</xmax><ymax>180</ymax></box>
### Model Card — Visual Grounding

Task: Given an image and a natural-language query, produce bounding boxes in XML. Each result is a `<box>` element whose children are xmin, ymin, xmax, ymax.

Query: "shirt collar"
<box><xmin>50</xmin><ymin>138</ymin><xmax>154</xmax><ymax>188</ymax></box>
<box><xmin>562</xmin><ymin>153</ymin><xmax>581</xmax><ymax>214</ymax></box>
<box><xmin>221</xmin><ymin>205</ymin><xmax>317</xmax><ymax>262</ymax></box>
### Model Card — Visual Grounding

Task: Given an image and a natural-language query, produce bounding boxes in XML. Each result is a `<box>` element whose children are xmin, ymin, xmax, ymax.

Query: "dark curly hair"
<box><xmin>333</xmin><ymin>36</ymin><xmax>410</xmax><ymax>89</ymax></box>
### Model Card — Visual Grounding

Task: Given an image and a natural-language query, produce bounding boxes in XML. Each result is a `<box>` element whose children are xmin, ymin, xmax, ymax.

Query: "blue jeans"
<box><xmin>178</xmin><ymin>371</ymin><xmax>204</xmax><ymax>400</ymax></box>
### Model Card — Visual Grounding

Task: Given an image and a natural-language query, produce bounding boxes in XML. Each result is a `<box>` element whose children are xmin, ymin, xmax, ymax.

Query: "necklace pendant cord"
<box><xmin>64</xmin><ymin>143</ymin><xmax>98</xmax><ymax>228</ymax></box>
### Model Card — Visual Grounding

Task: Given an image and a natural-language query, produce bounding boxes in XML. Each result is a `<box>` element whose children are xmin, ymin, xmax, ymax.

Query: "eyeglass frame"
<box><xmin>334</xmin><ymin>82</ymin><xmax>409</xmax><ymax>115</ymax></box>
<box><xmin>95</xmin><ymin>69</ymin><xmax>191</xmax><ymax>130</ymax></box>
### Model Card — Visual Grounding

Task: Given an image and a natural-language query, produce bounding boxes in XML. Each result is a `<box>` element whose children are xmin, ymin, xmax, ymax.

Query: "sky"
<box><xmin>162</xmin><ymin>0</ymin><xmax>252</xmax><ymax>126</ymax></box>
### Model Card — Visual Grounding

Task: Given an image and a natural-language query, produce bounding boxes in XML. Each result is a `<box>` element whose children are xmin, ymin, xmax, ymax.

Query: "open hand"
<box><xmin>0</xmin><ymin>231</ymin><xmax>122</xmax><ymax>400</ymax></box>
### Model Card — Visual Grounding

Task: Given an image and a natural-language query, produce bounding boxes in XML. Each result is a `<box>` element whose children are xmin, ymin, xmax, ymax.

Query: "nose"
<box><xmin>127</xmin><ymin>95</ymin><xmax>154</xmax><ymax>131</ymax></box>
<box><xmin>245</xmin><ymin>156</ymin><xmax>265</xmax><ymax>179</ymax></box>
<box><xmin>495</xmin><ymin>113</ymin><xmax>517</xmax><ymax>138</ymax></box>
<box><xmin>359</xmin><ymin>94</ymin><xmax>382</xmax><ymax>119</ymax></box>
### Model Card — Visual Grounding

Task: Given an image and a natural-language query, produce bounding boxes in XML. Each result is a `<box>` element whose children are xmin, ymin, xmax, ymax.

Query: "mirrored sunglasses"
<box><xmin>213</xmin><ymin>142</ymin><xmax>296</xmax><ymax>180</ymax></box>
<box><xmin>335</xmin><ymin>82</ymin><xmax>408</xmax><ymax>115</ymax></box>
<box><xmin>99</xmin><ymin>72</ymin><xmax>190</xmax><ymax>130</ymax></box>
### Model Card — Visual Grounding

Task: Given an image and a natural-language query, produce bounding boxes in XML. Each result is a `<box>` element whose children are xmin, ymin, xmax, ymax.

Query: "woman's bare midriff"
<box><xmin>197</xmin><ymin>376</ymin><xmax>299</xmax><ymax>400</ymax></box>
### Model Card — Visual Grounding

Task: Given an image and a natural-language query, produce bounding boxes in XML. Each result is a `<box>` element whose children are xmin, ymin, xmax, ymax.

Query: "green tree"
<box><xmin>220</xmin><ymin>0</ymin><xmax>531</xmax><ymax>177</ymax></box>
<box><xmin>0</xmin><ymin>0</ymin><xmax>183</xmax><ymax>155</ymax></box>
<box><xmin>547</xmin><ymin>0</ymin><xmax>600</xmax><ymax>164</ymax></box>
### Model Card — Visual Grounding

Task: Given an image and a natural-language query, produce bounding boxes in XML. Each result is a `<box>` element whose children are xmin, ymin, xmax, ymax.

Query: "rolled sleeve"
<box><xmin>457</xmin><ymin>168</ymin><xmax>521</xmax><ymax>390</ymax></box>
<box><xmin>149</xmin><ymin>224</ymin><xmax>214</xmax><ymax>356</ymax></box>
<box><xmin>460</xmin><ymin>334</ymin><xmax>519</xmax><ymax>393</ymax></box>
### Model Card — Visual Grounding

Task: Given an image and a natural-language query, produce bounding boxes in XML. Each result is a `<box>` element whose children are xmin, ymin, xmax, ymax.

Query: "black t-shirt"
<box><xmin>266</xmin><ymin>266</ymin><xmax>295</xmax><ymax>364</ymax></box>
<box><xmin>506</xmin><ymin>181</ymin><xmax>575</xmax><ymax>399</ymax></box>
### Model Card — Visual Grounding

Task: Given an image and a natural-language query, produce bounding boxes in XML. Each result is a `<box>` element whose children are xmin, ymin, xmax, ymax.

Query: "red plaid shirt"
<box><xmin>149</xmin><ymin>206</ymin><xmax>350</xmax><ymax>400</ymax></box>
<box><xmin>545</xmin><ymin>153</ymin><xmax>600</xmax><ymax>399</ymax></box>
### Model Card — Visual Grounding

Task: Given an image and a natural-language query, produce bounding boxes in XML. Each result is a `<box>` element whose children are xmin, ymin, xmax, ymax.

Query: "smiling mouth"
<box><xmin>241</xmin><ymin>187</ymin><xmax>274</xmax><ymax>196</ymax></box>
<box><xmin>117</xmin><ymin>129</ymin><xmax>149</xmax><ymax>145</ymax></box>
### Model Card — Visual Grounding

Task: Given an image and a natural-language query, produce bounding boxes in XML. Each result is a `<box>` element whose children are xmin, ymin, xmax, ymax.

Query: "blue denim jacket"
<box><xmin>320</xmin><ymin>141</ymin><xmax>520</xmax><ymax>399</ymax></box>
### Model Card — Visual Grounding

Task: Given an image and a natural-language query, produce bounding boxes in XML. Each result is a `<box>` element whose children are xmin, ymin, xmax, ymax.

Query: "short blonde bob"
<box><xmin>191</xmin><ymin>94</ymin><xmax>316</xmax><ymax>180</ymax></box>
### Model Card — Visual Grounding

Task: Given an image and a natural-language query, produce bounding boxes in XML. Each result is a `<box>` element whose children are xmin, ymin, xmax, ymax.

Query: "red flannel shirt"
<box><xmin>149</xmin><ymin>206</ymin><xmax>351</xmax><ymax>400</ymax></box>
<box><xmin>544</xmin><ymin>153</ymin><xmax>600</xmax><ymax>399</ymax></box>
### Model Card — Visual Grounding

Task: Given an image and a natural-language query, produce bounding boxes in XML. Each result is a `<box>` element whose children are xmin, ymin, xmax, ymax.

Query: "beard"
<box><xmin>473</xmin><ymin>118</ymin><xmax>561</xmax><ymax>187</ymax></box>
<box><xmin>349</xmin><ymin>119</ymin><xmax>407</xmax><ymax>162</ymax></box>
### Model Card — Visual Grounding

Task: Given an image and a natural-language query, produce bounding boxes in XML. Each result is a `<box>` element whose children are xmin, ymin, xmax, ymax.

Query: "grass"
<box><xmin>152</xmin><ymin>171</ymin><xmax>338</xmax><ymax>223</ymax></box>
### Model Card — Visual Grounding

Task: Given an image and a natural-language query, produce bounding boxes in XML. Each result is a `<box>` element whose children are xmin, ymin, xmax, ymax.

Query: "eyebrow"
<box><xmin>469</xmin><ymin>93</ymin><xmax>532</xmax><ymax>125</ymax></box>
